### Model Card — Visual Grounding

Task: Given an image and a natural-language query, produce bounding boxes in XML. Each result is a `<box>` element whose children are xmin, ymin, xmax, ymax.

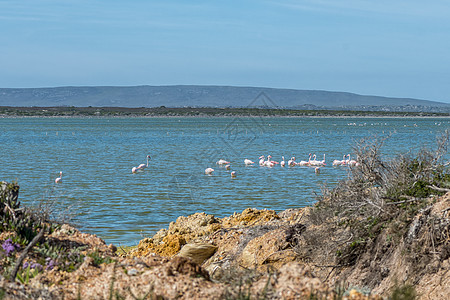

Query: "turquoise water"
<box><xmin>0</xmin><ymin>117</ymin><xmax>448</xmax><ymax>246</ymax></box>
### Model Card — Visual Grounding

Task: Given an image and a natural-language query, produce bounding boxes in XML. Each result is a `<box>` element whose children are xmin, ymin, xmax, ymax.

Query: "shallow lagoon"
<box><xmin>0</xmin><ymin>117</ymin><xmax>448</xmax><ymax>245</ymax></box>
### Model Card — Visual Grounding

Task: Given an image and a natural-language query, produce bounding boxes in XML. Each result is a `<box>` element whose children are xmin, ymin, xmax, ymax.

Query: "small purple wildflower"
<box><xmin>45</xmin><ymin>257</ymin><xmax>57</xmax><ymax>270</ymax></box>
<box><xmin>30</xmin><ymin>262</ymin><xmax>43</xmax><ymax>271</ymax></box>
<box><xmin>2</xmin><ymin>239</ymin><xmax>20</xmax><ymax>256</ymax></box>
<box><xmin>23</xmin><ymin>261</ymin><xmax>43</xmax><ymax>271</ymax></box>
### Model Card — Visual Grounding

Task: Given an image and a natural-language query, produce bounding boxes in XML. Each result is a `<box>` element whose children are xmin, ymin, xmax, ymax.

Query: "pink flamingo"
<box><xmin>216</xmin><ymin>159</ymin><xmax>230</xmax><ymax>165</ymax></box>
<box><xmin>264</xmin><ymin>160</ymin><xmax>275</xmax><ymax>167</ymax></box>
<box><xmin>55</xmin><ymin>171</ymin><xmax>63</xmax><ymax>183</ymax></box>
<box><xmin>298</xmin><ymin>153</ymin><xmax>311</xmax><ymax>166</ymax></box>
<box><xmin>244</xmin><ymin>159</ymin><xmax>255</xmax><ymax>165</ymax></box>
<box><xmin>310</xmin><ymin>154</ymin><xmax>326</xmax><ymax>166</ymax></box>
<box><xmin>347</xmin><ymin>154</ymin><xmax>359</xmax><ymax>167</ymax></box>
<box><xmin>309</xmin><ymin>154</ymin><xmax>319</xmax><ymax>166</ymax></box>
<box><xmin>333</xmin><ymin>155</ymin><xmax>346</xmax><ymax>166</ymax></box>
<box><xmin>263</xmin><ymin>158</ymin><xmax>272</xmax><ymax>167</ymax></box>
<box><xmin>266</xmin><ymin>155</ymin><xmax>279</xmax><ymax>165</ymax></box>
<box><xmin>205</xmin><ymin>168</ymin><xmax>214</xmax><ymax>175</ymax></box>
<box><xmin>280</xmin><ymin>156</ymin><xmax>286</xmax><ymax>167</ymax></box>
<box><xmin>345</xmin><ymin>154</ymin><xmax>351</xmax><ymax>165</ymax></box>
<box><xmin>288</xmin><ymin>157</ymin><xmax>296</xmax><ymax>167</ymax></box>
<box><xmin>262</xmin><ymin>155</ymin><xmax>275</xmax><ymax>167</ymax></box>
<box><xmin>137</xmin><ymin>155</ymin><xmax>151</xmax><ymax>170</ymax></box>
<box><xmin>231</xmin><ymin>171</ymin><xmax>236</xmax><ymax>177</ymax></box>
<box><xmin>259</xmin><ymin>156</ymin><xmax>265</xmax><ymax>166</ymax></box>
<box><xmin>320</xmin><ymin>154</ymin><xmax>326</xmax><ymax>165</ymax></box>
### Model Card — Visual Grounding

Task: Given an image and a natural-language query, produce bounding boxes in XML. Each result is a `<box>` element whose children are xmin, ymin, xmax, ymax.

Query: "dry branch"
<box><xmin>427</xmin><ymin>185</ymin><xmax>450</xmax><ymax>193</ymax></box>
<box><xmin>10</xmin><ymin>227</ymin><xmax>45</xmax><ymax>281</ymax></box>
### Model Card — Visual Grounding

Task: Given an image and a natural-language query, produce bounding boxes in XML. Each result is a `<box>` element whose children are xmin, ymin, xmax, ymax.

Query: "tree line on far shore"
<box><xmin>0</xmin><ymin>106</ymin><xmax>448</xmax><ymax>117</ymax></box>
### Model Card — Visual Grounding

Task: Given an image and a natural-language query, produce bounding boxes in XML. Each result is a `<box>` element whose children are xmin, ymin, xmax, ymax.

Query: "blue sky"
<box><xmin>1</xmin><ymin>0</ymin><xmax>450</xmax><ymax>103</ymax></box>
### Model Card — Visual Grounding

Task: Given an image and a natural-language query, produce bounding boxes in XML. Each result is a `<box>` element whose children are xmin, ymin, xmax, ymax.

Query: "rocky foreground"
<box><xmin>1</xmin><ymin>179</ymin><xmax>449</xmax><ymax>299</ymax></box>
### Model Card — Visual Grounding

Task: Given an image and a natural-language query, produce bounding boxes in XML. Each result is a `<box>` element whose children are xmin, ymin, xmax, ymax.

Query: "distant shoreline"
<box><xmin>2</xmin><ymin>115</ymin><xmax>450</xmax><ymax>120</ymax></box>
<box><xmin>1</xmin><ymin>106</ymin><xmax>449</xmax><ymax>118</ymax></box>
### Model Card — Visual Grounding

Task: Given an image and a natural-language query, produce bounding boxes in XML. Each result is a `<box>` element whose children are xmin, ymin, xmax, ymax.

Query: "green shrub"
<box><xmin>390</xmin><ymin>283</ymin><xmax>417</xmax><ymax>300</ymax></box>
<box><xmin>88</xmin><ymin>250</ymin><xmax>115</xmax><ymax>267</ymax></box>
<box><xmin>314</xmin><ymin>131</ymin><xmax>450</xmax><ymax>265</ymax></box>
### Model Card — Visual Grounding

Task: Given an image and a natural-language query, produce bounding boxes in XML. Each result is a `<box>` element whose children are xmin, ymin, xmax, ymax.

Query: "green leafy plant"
<box><xmin>60</xmin><ymin>248</ymin><xmax>86</xmax><ymax>272</ymax></box>
<box><xmin>390</xmin><ymin>283</ymin><xmax>417</xmax><ymax>300</ymax></box>
<box><xmin>0</xmin><ymin>182</ymin><xmax>48</xmax><ymax>245</ymax></box>
<box><xmin>16</xmin><ymin>265</ymin><xmax>42</xmax><ymax>285</ymax></box>
<box><xmin>88</xmin><ymin>250</ymin><xmax>115</xmax><ymax>267</ymax></box>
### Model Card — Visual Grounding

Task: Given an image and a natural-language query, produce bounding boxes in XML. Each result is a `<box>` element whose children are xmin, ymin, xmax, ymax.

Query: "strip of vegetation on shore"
<box><xmin>1</xmin><ymin>106</ymin><xmax>449</xmax><ymax>117</ymax></box>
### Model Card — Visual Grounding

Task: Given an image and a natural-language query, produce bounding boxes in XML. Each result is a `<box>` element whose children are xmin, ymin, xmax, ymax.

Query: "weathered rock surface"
<box><xmin>178</xmin><ymin>243</ymin><xmax>218</xmax><ymax>265</ymax></box>
<box><xmin>1</xmin><ymin>180</ymin><xmax>449</xmax><ymax>299</ymax></box>
<box><xmin>125</xmin><ymin>193</ymin><xmax>450</xmax><ymax>299</ymax></box>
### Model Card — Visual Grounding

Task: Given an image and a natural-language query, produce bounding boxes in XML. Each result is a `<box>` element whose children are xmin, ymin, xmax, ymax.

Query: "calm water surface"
<box><xmin>1</xmin><ymin>117</ymin><xmax>448</xmax><ymax>245</ymax></box>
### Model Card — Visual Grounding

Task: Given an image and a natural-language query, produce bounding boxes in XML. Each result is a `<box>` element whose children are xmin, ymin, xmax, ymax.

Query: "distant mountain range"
<box><xmin>1</xmin><ymin>85</ymin><xmax>449</xmax><ymax>112</ymax></box>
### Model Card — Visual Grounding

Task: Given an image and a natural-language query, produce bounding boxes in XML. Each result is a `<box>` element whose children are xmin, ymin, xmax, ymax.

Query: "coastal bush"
<box><xmin>87</xmin><ymin>249</ymin><xmax>115</xmax><ymax>266</ymax></box>
<box><xmin>35</xmin><ymin>242</ymin><xmax>86</xmax><ymax>272</ymax></box>
<box><xmin>390</xmin><ymin>282</ymin><xmax>417</xmax><ymax>300</ymax></box>
<box><xmin>0</xmin><ymin>182</ymin><xmax>87</xmax><ymax>282</ymax></box>
<box><xmin>302</xmin><ymin>131</ymin><xmax>450</xmax><ymax>267</ymax></box>
<box><xmin>0</xmin><ymin>182</ymin><xmax>57</xmax><ymax>246</ymax></box>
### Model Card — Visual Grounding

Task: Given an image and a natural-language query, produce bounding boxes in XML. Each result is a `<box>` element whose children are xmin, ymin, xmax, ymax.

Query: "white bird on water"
<box><xmin>267</xmin><ymin>155</ymin><xmax>279</xmax><ymax>165</ymax></box>
<box><xmin>280</xmin><ymin>156</ymin><xmax>286</xmax><ymax>167</ymax></box>
<box><xmin>55</xmin><ymin>171</ymin><xmax>63</xmax><ymax>183</ymax></box>
<box><xmin>297</xmin><ymin>153</ymin><xmax>311</xmax><ymax>166</ymax></box>
<box><xmin>310</xmin><ymin>154</ymin><xmax>326</xmax><ymax>166</ymax></box>
<box><xmin>137</xmin><ymin>155</ymin><xmax>151</xmax><ymax>170</ymax></box>
<box><xmin>347</xmin><ymin>154</ymin><xmax>360</xmax><ymax>167</ymax></box>
<box><xmin>244</xmin><ymin>159</ymin><xmax>255</xmax><ymax>165</ymax></box>
<box><xmin>288</xmin><ymin>157</ymin><xmax>296</xmax><ymax>167</ymax></box>
<box><xmin>205</xmin><ymin>168</ymin><xmax>214</xmax><ymax>175</ymax></box>
<box><xmin>264</xmin><ymin>155</ymin><xmax>277</xmax><ymax>167</ymax></box>
<box><xmin>318</xmin><ymin>154</ymin><xmax>326</xmax><ymax>166</ymax></box>
<box><xmin>216</xmin><ymin>159</ymin><xmax>230</xmax><ymax>165</ymax></box>
<box><xmin>333</xmin><ymin>155</ymin><xmax>346</xmax><ymax>166</ymax></box>
<box><xmin>231</xmin><ymin>171</ymin><xmax>236</xmax><ymax>178</ymax></box>
<box><xmin>259</xmin><ymin>156</ymin><xmax>265</xmax><ymax>166</ymax></box>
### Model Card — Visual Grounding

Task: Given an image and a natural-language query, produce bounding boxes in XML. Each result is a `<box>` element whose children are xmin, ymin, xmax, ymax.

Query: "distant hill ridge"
<box><xmin>0</xmin><ymin>85</ymin><xmax>448</xmax><ymax>111</ymax></box>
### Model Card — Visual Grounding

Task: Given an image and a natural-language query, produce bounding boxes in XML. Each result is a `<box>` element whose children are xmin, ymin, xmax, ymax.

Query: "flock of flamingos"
<box><xmin>202</xmin><ymin>153</ymin><xmax>361</xmax><ymax>177</ymax></box>
<box><xmin>203</xmin><ymin>153</ymin><xmax>360</xmax><ymax>176</ymax></box>
<box><xmin>54</xmin><ymin>153</ymin><xmax>359</xmax><ymax>183</ymax></box>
